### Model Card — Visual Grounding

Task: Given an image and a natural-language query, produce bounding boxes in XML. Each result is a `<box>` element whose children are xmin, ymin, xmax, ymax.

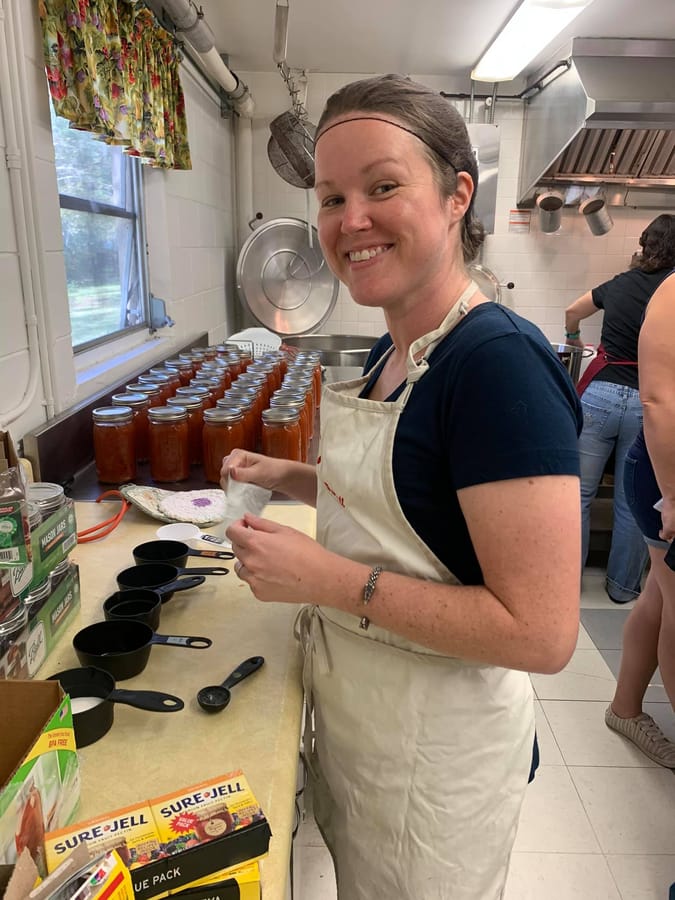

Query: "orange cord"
<box><xmin>76</xmin><ymin>490</ymin><xmax>130</xmax><ymax>543</ymax></box>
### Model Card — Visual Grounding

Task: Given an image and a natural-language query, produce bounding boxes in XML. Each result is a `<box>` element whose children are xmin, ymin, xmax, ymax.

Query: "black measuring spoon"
<box><xmin>197</xmin><ymin>656</ymin><xmax>265</xmax><ymax>713</ymax></box>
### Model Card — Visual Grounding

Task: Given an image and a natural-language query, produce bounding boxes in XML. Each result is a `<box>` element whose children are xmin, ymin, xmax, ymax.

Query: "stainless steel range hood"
<box><xmin>518</xmin><ymin>38</ymin><xmax>675</xmax><ymax>208</ymax></box>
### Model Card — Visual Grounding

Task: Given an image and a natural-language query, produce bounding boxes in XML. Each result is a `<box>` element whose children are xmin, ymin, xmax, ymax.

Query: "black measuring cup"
<box><xmin>73</xmin><ymin>620</ymin><xmax>212</xmax><ymax>681</ymax></box>
<box><xmin>197</xmin><ymin>656</ymin><xmax>265</xmax><ymax>713</ymax></box>
<box><xmin>103</xmin><ymin>590</ymin><xmax>164</xmax><ymax>631</ymax></box>
<box><xmin>133</xmin><ymin>540</ymin><xmax>234</xmax><ymax>567</ymax></box>
<box><xmin>116</xmin><ymin>563</ymin><xmax>228</xmax><ymax>602</ymax></box>
<box><xmin>49</xmin><ymin>666</ymin><xmax>184</xmax><ymax>747</ymax></box>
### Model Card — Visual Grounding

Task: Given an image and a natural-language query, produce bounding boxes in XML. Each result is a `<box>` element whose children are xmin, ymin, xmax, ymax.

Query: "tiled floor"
<box><xmin>291</xmin><ymin>567</ymin><xmax>675</xmax><ymax>899</ymax></box>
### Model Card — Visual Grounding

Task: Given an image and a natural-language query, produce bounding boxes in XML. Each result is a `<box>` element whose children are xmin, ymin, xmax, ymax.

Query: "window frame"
<box><xmin>51</xmin><ymin>124</ymin><xmax>151</xmax><ymax>354</ymax></box>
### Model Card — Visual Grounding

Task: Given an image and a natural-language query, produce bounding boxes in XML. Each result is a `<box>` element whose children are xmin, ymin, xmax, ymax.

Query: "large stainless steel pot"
<box><xmin>284</xmin><ymin>333</ymin><xmax>379</xmax><ymax>367</ymax></box>
<box><xmin>551</xmin><ymin>342</ymin><xmax>594</xmax><ymax>384</ymax></box>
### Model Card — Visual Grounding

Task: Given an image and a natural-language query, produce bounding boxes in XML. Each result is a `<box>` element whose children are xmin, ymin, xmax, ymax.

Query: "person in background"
<box><xmin>605</xmin><ymin>270</ymin><xmax>675</xmax><ymax>767</ymax></box>
<box><xmin>564</xmin><ymin>214</ymin><xmax>675</xmax><ymax>603</ymax></box>
<box><xmin>222</xmin><ymin>75</ymin><xmax>581</xmax><ymax>899</ymax></box>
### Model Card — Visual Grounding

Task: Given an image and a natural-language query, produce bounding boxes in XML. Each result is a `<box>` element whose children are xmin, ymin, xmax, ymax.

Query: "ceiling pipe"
<box><xmin>145</xmin><ymin>0</ymin><xmax>254</xmax><ymax>118</ymax></box>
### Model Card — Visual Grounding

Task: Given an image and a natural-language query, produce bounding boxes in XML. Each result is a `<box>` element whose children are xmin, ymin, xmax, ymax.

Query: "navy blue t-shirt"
<box><xmin>361</xmin><ymin>303</ymin><xmax>583</xmax><ymax>585</ymax></box>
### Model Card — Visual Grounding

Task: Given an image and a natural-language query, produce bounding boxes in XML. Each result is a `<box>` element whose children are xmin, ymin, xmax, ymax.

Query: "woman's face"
<box><xmin>314</xmin><ymin>116</ymin><xmax>471</xmax><ymax>316</ymax></box>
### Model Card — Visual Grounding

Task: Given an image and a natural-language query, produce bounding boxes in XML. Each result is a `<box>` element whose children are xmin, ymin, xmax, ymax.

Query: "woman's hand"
<box><xmin>565</xmin><ymin>336</ymin><xmax>585</xmax><ymax>350</ymax></box>
<box><xmin>659</xmin><ymin>497</ymin><xmax>675</xmax><ymax>543</ymax></box>
<box><xmin>220</xmin><ymin>449</ymin><xmax>284</xmax><ymax>493</ymax></box>
<box><xmin>226</xmin><ymin>512</ymin><xmax>331</xmax><ymax>604</ymax></box>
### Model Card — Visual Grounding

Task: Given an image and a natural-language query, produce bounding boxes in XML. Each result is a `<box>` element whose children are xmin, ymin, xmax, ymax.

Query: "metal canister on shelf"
<box><xmin>92</xmin><ymin>406</ymin><xmax>136</xmax><ymax>484</ymax></box>
<box><xmin>112</xmin><ymin>392</ymin><xmax>150</xmax><ymax>462</ymax></box>
<box><xmin>167</xmin><ymin>395</ymin><xmax>204</xmax><ymax>466</ymax></box>
<box><xmin>202</xmin><ymin>407</ymin><xmax>245</xmax><ymax>483</ymax></box>
<box><xmin>261</xmin><ymin>407</ymin><xmax>302</xmax><ymax>461</ymax></box>
<box><xmin>27</xmin><ymin>482</ymin><xmax>66</xmax><ymax>522</ymax></box>
<box><xmin>147</xmin><ymin>405</ymin><xmax>190</xmax><ymax>483</ymax></box>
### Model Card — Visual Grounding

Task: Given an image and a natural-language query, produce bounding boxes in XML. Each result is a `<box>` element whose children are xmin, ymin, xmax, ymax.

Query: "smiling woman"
<box><xmin>220</xmin><ymin>73</ymin><xmax>583</xmax><ymax>900</ymax></box>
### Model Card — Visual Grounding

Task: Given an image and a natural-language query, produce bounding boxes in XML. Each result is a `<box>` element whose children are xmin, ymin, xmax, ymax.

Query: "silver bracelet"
<box><xmin>359</xmin><ymin>565</ymin><xmax>383</xmax><ymax>631</ymax></box>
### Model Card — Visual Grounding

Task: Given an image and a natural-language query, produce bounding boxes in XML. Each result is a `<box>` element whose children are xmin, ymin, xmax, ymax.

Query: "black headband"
<box><xmin>314</xmin><ymin>116</ymin><xmax>459</xmax><ymax>174</ymax></box>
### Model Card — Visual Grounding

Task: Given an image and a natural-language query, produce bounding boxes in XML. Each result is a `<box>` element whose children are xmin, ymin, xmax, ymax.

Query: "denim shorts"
<box><xmin>624</xmin><ymin>429</ymin><xmax>669</xmax><ymax>549</ymax></box>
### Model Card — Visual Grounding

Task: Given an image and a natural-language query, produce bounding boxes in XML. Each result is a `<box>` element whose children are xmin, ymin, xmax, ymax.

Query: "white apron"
<box><xmin>297</xmin><ymin>283</ymin><xmax>535</xmax><ymax>900</ymax></box>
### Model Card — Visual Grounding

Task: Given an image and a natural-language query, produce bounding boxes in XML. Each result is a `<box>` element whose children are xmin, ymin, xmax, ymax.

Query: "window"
<box><xmin>49</xmin><ymin>105</ymin><xmax>149</xmax><ymax>351</ymax></box>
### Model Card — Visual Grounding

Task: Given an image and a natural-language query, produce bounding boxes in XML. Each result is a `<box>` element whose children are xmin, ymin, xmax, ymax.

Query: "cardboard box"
<box><xmin>0</xmin><ymin>681</ymin><xmax>81</xmax><ymax>880</ymax></box>
<box><xmin>1</xmin><ymin>846</ymin><xmax>134</xmax><ymax>900</ymax></box>
<box><xmin>0</xmin><ymin>565</ymin><xmax>81</xmax><ymax>681</ymax></box>
<box><xmin>0</xmin><ymin>499</ymin><xmax>77</xmax><ymax>621</ymax></box>
<box><xmin>169</xmin><ymin>860</ymin><xmax>260</xmax><ymax>900</ymax></box>
<box><xmin>44</xmin><ymin>772</ymin><xmax>271</xmax><ymax>900</ymax></box>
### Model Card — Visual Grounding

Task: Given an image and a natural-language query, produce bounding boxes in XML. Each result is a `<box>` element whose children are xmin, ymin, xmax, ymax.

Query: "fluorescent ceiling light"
<box><xmin>471</xmin><ymin>0</ymin><xmax>594</xmax><ymax>83</ymax></box>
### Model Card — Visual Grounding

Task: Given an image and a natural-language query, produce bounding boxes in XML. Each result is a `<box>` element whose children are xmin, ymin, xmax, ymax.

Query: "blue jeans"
<box><xmin>579</xmin><ymin>380</ymin><xmax>648</xmax><ymax>601</ymax></box>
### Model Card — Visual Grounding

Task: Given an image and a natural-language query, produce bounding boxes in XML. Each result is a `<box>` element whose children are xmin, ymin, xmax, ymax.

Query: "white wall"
<box><xmin>0</xmin><ymin>0</ymin><xmax>237</xmax><ymax>446</ymax></box>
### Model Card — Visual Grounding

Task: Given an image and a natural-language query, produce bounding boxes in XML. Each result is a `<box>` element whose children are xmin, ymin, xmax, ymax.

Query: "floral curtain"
<box><xmin>38</xmin><ymin>0</ymin><xmax>191</xmax><ymax>169</ymax></box>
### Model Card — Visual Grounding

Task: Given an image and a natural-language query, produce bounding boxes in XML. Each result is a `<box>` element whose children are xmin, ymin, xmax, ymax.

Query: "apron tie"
<box><xmin>294</xmin><ymin>605</ymin><xmax>331</xmax><ymax>776</ymax></box>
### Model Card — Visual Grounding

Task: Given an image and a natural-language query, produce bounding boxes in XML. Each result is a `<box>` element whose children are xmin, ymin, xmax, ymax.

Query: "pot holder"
<box><xmin>119</xmin><ymin>484</ymin><xmax>227</xmax><ymax>525</ymax></box>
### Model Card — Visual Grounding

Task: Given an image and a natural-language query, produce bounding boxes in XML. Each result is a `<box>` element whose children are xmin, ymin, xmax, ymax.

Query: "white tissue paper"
<box><xmin>210</xmin><ymin>479</ymin><xmax>272</xmax><ymax>543</ymax></box>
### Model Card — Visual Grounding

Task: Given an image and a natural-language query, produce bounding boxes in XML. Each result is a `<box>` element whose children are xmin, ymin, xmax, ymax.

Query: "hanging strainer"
<box><xmin>268</xmin><ymin>111</ymin><xmax>316</xmax><ymax>189</ymax></box>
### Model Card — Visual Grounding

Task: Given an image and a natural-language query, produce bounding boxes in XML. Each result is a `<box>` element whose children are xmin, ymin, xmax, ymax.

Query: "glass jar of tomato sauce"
<box><xmin>147</xmin><ymin>406</ymin><xmax>190</xmax><ymax>482</ymax></box>
<box><xmin>167</xmin><ymin>395</ymin><xmax>204</xmax><ymax>466</ymax></box>
<box><xmin>261</xmin><ymin>407</ymin><xmax>302</xmax><ymax>461</ymax></box>
<box><xmin>202</xmin><ymin>407</ymin><xmax>245</xmax><ymax>483</ymax></box>
<box><xmin>92</xmin><ymin>406</ymin><xmax>137</xmax><ymax>483</ymax></box>
<box><xmin>112</xmin><ymin>392</ymin><xmax>150</xmax><ymax>462</ymax></box>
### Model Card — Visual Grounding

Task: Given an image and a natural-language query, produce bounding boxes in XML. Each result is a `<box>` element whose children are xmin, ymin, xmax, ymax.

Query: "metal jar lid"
<box><xmin>27</xmin><ymin>481</ymin><xmax>66</xmax><ymax>513</ymax></box>
<box><xmin>175</xmin><ymin>385</ymin><xmax>209</xmax><ymax>398</ymax></box>
<box><xmin>261</xmin><ymin>407</ymin><xmax>300</xmax><ymax>424</ymax></box>
<box><xmin>218</xmin><ymin>394</ymin><xmax>253</xmax><ymax>410</ymax></box>
<box><xmin>139</xmin><ymin>372</ymin><xmax>170</xmax><ymax>385</ymax></box>
<box><xmin>112</xmin><ymin>392</ymin><xmax>149</xmax><ymax>408</ymax></box>
<box><xmin>147</xmin><ymin>406</ymin><xmax>188</xmax><ymax>423</ymax></box>
<box><xmin>127</xmin><ymin>382</ymin><xmax>161</xmax><ymax>398</ymax></box>
<box><xmin>92</xmin><ymin>406</ymin><xmax>133</xmax><ymax>424</ymax></box>
<box><xmin>203</xmin><ymin>407</ymin><xmax>243</xmax><ymax>424</ymax></box>
<box><xmin>0</xmin><ymin>601</ymin><xmax>27</xmax><ymax>636</ymax></box>
<box><xmin>165</xmin><ymin>357</ymin><xmax>193</xmax><ymax>371</ymax></box>
<box><xmin>25</xmin><ymin>577</ymin><xmax>52</xmax><ymax>607</ymax></box>
<box><xmin>167</xmin><ymin>395</ymin><xmax>203</xmax><ymax>411</ymax></box>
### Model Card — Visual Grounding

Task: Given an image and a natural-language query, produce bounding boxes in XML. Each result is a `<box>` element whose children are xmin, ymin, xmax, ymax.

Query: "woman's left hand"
<box><xmin>565</xmin><ymin>336</ymin><xmax>585</xmax><ymax>350</ymax></box>
<box><xmin>226</xmin><ymin>513</ymin><xmax>331</xmax><ymax>604</ymax></box>
<box><xmin>659</xmin><ymin>497</ymin><xmax>675</xmax><ymax>543</ymax></box>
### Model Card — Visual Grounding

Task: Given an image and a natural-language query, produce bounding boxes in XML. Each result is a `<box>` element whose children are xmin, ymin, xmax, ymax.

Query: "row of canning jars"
<box><xmin>92</xmin><ymin>347</ymin><xmax>322</xmax><ymax>484</ymax></box>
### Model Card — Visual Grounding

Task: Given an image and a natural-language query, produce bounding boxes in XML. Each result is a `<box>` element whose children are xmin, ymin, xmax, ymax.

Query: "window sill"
<box><xmin>74</xmin><ymin>331</ymin><xmax>172</xmax><ymax>402</ymax></box>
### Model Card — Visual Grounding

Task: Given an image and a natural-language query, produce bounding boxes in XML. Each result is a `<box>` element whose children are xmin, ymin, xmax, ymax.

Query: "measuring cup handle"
<box><xmin>187</xmin><ymin>549</ymin><xmax>235</xmax><ymax>560</ymax></box>
<box><xmin>108</xmin><ymin>689</ymin><xmax>184</xmax><ymax>712</ymax></box>
<box><xmin>222</xmin><ymin>656</ymin><xmax>265</xmax><ymax>690</ymax></box>
<box><xmin>179</xmin><ymin>566</ymin><xmax>229</xmax><ymax>576</ymax></box>
<box><xmin>153</xmin><ymin>634</ymin><xmax>213</xmax><ymax>649</ymax></box>
<box><xmin>159</xmin><ymin>575</ymin><xmax>207</xmax><ymax>596</ymax></box>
